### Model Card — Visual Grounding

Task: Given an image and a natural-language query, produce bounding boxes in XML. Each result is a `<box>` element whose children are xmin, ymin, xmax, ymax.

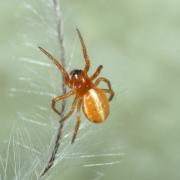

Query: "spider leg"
<box><xmin>60</xmin><ymin>95</ymin><xmax>79</xmax><ymax>123</ymax></box>
<box><xmin>90</xmin><ymin>65</ymin><xmax>103</xmax><ymax>81</ymax></box>
<box><xmin>101</xmin><ymin>89</ymin><xmax>114</xmax><ymax>101</ymax></box>
<box><xmin>76</xmin><ymin>28</ymin><xmax>90</xmax><ymax>74</ymax></box>
<box><xmin>40</xmin><ymin>95</ymin><xmax>78</xmax><ymax>177</ymax></box>
<box><xmin>39</xmin><ymin>47</ymin><xmax>71</xmax><ymax>86</ymax></box>
<box><xmin>71</xmin><ymin>98</ymin><xmax>82</xmax><ymax>144</ymax></box>
<box><xmin>95</xmin><ymin>77</ymin><xmax>114</xmax><ymax>101</ymax></box>
<box><xmin>52</xmin><ymin>91</ymin><xmax>74</xmax><ymax>116</ymax></box>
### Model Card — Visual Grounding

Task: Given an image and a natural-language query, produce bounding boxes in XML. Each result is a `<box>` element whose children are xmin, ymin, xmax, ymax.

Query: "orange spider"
<box><xmin>39</xmin><ymin>29</ymin><xmax>114</xmax><ymax>144</ymax></box>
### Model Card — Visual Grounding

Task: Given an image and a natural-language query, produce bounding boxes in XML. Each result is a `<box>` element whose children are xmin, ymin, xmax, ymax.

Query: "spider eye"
<box><xmin>70</xmin><ymin>69</ymin><xmax>83</xmax><ymax>77</ymax></box>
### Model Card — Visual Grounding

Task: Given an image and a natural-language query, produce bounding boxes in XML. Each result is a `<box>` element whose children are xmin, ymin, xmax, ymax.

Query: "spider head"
<box><xmin>70</xmin><ymin>69</ymin><xmax>83</xmax><ymax>80</ymax></box>
<box><xmin>70</xmin><ymin>69</ymin><xmax>92</xmax><ymax>94</ymax></box>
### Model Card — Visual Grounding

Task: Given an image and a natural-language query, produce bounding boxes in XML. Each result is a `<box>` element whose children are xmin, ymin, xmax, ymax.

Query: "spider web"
<box><xmin>0</xmin><ymin>0</ymin><xmax>124</xmax><ymax>179</ymax></box>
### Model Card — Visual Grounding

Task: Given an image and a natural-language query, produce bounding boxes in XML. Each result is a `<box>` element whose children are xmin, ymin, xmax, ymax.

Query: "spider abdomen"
<box><xmin>82</xmin><ymin>88</ymin><xmax>109</xmax><ymax>123</ymax></box>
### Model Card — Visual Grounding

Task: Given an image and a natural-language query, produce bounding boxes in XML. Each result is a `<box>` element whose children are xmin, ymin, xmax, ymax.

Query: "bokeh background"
<box><xmin>1</xmin><ymin>0</ymin><xmax>180</xmax><ymax>179</ymax></box>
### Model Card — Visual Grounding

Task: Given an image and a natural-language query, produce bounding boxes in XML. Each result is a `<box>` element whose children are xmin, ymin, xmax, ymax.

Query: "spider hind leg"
<box><xmin>95</xmin><ymin>77</ymin><xmax>114</xmax><ymax>101</ymax></box>
<box><xmin>51</xmin><ymin>91</ymin><xmax>74</xmax><ymax>116</ymax></box>
<box><xmin>71</xmin><ymin>99</ymin><xmax>82</xmax><ymax>144</ymax></box>
<box><xmin>60</xmin><ymin>95</ymin><xmax>79</xmax><ymax>123</ymax></box>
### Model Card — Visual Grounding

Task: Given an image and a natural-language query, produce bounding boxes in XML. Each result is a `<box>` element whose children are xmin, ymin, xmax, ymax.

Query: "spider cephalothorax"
<box><xmin>70</xmin><ymin>69</ymin><xmax>83</xmax><ymax>76</ymax></box>
<box><xmin>70</xmin><ymin>69</ymin><xmax>93</xmax><ymax>95</ymax></box>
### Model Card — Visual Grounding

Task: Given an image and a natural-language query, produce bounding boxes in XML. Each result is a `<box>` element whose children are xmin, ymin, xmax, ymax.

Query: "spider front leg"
<box><xmin>90</xmin><ymin>65</ymin><xmax>103</xmax><ymax>81</ymax></box>
<box><xmin>76</xmin><ymin>28</ymin><xmax>90</xmax><ymax>74</ymax></box>
<box><xmin>52</xmin><ymin>91</ymin><xmax>74</xmax><ymax>116</ymax></box>
<box><xmin>95</xmin><ymin>77</ymin><xmax>114</xmax><ymax>101</ymax></box>
<box><xmin>71</xmin><ymin>98</ymin><xmax>82</xmax><ymax>144</ymax></box>
<box><xmin>39</xmin><ymin>47</ymin><xmax>71</xmax><ymax>87</ymax></box>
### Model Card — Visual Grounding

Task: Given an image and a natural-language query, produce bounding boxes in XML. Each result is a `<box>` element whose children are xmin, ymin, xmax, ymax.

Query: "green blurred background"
<box><xmin>1</xmin><ymin>0</ymin><xmax>180</xmax><ymax>179</ymax></box>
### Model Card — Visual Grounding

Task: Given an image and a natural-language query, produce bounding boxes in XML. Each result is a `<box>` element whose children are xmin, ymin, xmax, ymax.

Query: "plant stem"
<box><xmin>40</xmin><ymin>0</ymin><xmax>67</xmax><ymax>177</ymax></box>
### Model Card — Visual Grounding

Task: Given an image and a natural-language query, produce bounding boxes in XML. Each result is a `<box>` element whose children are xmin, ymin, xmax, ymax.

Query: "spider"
<box><xmin>39</xmin><ymin>28</ymin><xmax>114</xmax><ymax>144</ymax></box>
